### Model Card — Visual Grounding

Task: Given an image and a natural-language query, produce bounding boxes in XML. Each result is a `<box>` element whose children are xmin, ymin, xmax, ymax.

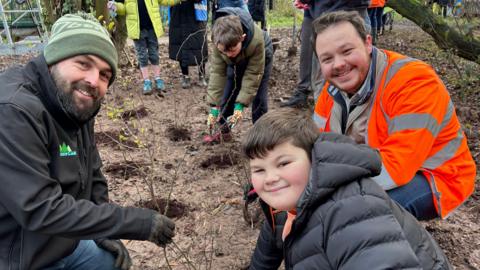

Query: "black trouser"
<box><xmin>296</xmin><ymin>14</ymin><xmax>314</xmax><ymax>96</ymax></box>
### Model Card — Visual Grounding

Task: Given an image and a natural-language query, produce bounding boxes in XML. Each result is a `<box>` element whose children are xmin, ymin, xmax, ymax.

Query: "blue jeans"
<box><xmin>133</xmin><ymin>28</ymin><xmax>160</xmax><ymax>67</ymax></box>
<box><xmin>387</xmin><ymin>172</ymin><xmax>439</xmax><ymax>221</ymax></box>
<box><xmin>42</xmin><ymin>240</ymin><xmax>119</xmax><ymax>270</ymax></box>
<box><xmin>368</xmin><ymin>7</ymin><xmax>384</xmax><ymax>33</ymax></box>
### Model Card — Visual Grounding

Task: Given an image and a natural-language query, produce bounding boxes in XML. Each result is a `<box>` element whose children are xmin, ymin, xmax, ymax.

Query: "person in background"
<box><xmin>368</xmin><ymin>0</ymin><xmax>386</xmax><ymax>44</ymax></box>
<box><xmin>212</xmin><ymin>0</ymin><xmax>249</xmax><ymax>24</ymax></box>
<box><xmin>109</xmin><ymin>0</ymin><xmax>180</xmax><ymax>95</ymax></box>
<box><xmin>169</xmin><ymin>0</ymin><xmax>209</xmax><ymax>89</ymax></box>
<box><xmin>244</xmin><ymin>108</ymin><xmax>451</xmax><ymax>270</ymax></box>
<box><xmin>247</xmin><ymin>0</ymin><xmax>266</xmax><ymax>30</ymax></box>
<box><xmin>313</xmin><ymin>11</ymin><xmax>476</xmax><ymax>220</ymax></box>
<box><xmin>0</xmin><ymin>13</ymin><xmax>176</xmax><ymax>270</ymax></box>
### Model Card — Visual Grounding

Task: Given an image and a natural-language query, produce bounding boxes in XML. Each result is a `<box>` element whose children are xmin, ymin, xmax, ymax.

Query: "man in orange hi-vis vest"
<box><xmin>312</xmin><ymin>11</ymin><xmax>476</xmax><ymax>220</ymax></box>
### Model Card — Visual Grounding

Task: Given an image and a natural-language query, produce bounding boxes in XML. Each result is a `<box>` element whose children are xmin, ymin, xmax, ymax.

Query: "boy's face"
<box><xmin>250</xmin><ymin>141</ymin><xmax>311</xmax><ymax>211</ymax></box>
<box><xmin>217</xmin><ymin>34</ymin><xmax>246</xmax><ymax>58</ymax></box>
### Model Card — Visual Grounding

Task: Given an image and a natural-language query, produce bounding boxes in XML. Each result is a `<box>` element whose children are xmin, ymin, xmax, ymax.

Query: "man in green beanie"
<box><xmin>0</xmin><ymin>13</ymin><xmax>175</xmax><ymax>270</ymax></box>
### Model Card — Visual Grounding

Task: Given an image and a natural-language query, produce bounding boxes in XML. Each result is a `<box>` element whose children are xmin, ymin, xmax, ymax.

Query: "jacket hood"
<box><xmin>23</xmin><ymin>55</ymin><xmax>98</xmax><ymax>130</ymax></box>
<box><xmin>297</xmin><ymin>133</ymin><xmax>382</xmax><ymax>210</ymax></box>
<box><xmin>214</xmin><ymin>7</ymin><xmax>255</xmax><ymax>49</ymax></box>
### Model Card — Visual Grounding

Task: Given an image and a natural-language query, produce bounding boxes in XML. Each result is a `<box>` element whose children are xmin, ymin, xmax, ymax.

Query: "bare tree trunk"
<box><xmin>41</xmin><ymin>0</ymin><xmax>58</xmax><ymax>28</ymax></box>
<box><xmin>112</xmin><ymin>15</ymin><xmax>129</xmax><ymax>66</ymax></box>
<box><xmin>94</xmin><ymin>0</ymin><xmax>108</xmax><ymax>22</ymax></box>
<box><xmin>388</xmin><ymin>0</ymin><xmax>480</xmax><ymax>65</ymax></box>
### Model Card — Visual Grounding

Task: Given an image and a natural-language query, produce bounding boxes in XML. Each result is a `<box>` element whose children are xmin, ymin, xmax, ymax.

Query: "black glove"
<box><xmin>95</xmin><ymin>239</ymin><xmax>132</xmax><ymax>270</ymax></box>
<box><xmin>148</xmin><ymin>213</ymin><xmax>176</xmax><ymax>247</ymax></box>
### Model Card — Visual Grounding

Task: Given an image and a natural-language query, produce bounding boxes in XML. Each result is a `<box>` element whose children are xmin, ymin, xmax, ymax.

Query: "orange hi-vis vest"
<box><xmin>313</xmin><ymin>49</ymin><xmax>476</xmax><ymax>218</ymax></box>
<box><xmin>369</xmin><ymin>0</ymin><xmax>386</xmax><ymax>8</ymax></box>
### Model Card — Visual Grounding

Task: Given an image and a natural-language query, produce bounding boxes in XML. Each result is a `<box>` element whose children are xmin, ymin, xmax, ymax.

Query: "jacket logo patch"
<box><xmin>59</xmin><ymin>143</ymin><xmax>77</xmax><ymax>157</ymax></box>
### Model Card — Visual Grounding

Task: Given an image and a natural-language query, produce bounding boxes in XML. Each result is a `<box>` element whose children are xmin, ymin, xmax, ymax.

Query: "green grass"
<box><xmin>265</xmin><ymin>0</ymin><xmax>303</xmax><ymax>28</ymax></box>
<box><xmin>266</xmin><ymin>9</ymin><xmax>303</xmax><ymax>28</ymax></box>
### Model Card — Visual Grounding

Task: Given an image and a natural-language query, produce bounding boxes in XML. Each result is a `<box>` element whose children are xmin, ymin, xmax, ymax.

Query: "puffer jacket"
<box><xmin>249</xmin><ymin>133</ymin><xmax>451</xmax><ymax>270</ymax></box>
<box><xmin>0</xmin><ymin>55</ymin><xmax>155</xmax><ymax>270</ymax></box>
<box><xmin>207</xmin><ymin>7</ymin><xmax>273</xmax><ymax>106</ymax></box>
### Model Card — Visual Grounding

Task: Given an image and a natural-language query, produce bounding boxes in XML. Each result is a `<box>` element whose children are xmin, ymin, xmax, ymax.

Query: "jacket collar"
<box><xmin>296</xmin><ymin>132</ymin><xmax>382</xmax><ymax>218</ymax></box>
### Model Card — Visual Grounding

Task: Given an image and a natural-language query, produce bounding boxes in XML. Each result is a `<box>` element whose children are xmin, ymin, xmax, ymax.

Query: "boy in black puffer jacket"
<box><xmin>242</xmin><ymin>108</ymin><xmax>451</xmax><ymax>270</ymax></box>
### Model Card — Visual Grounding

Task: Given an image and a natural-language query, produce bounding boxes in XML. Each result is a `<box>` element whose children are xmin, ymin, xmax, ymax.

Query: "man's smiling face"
<box><xmin>315</xmin><ymin>21</ymin><xmax>372</xmax><ymax>95</ymax></box>
<box><xmin>50</xmin><ymin>54</ymin><xmax>112</xmax><ymax>122</ymax></box>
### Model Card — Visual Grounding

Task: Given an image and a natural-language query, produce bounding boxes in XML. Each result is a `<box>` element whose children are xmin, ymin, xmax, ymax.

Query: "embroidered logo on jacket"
<box><xmin>59</xmin><ymin>143</ymin><xmax>77</xmax><ymax>157</ymax></box>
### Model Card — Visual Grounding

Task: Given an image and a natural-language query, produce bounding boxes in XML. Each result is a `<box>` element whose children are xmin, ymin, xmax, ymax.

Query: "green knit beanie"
<box><xmin>44</xmin><ymin>13</ymin><xmax>118</xmax><ymax>85</ymax></box>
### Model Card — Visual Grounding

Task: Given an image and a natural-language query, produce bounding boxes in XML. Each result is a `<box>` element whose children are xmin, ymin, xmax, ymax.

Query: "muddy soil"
<box><xmin>1</xmin><ymin>19</ymin><xmax>478</xmax><ymax>270</ymax></box>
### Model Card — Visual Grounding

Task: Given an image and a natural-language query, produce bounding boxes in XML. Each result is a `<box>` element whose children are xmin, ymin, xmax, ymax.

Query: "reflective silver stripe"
<box><xmin>312</xmin><ymin>114</ymin><xmax>327</xmax><ymax>129</ymax></box>
<box><xmin>371</xmin><ymin>163</ymin><xmax>398</xmax><ymax>190</ymax></box>
<box><xmin>439</xmin><ymin>100</ymin><xmax>454</xmax><ymax>131</ymax></box>
<box><xmin>379</xmin><ymin>57</ymin><xmax>417</xmax><ymax>124</ymax></box>
<box><xmin>384</xmin><ymin>57</ymin><xmax>416</xmax><ymax>88</ymax></box>
<box><xmin>423</xmin><ymin>131</ymin><xmax>464</xmax><ymax>169</ymax></box>
<box><xmin>388</xmin><ymin>113</ymin><xmax>441</xmax><ymax>136</ymax></box>
<box><xmin>421</xmin><ymin>169</ymin><xmax>443</xmax><ymax>218</ymax></box>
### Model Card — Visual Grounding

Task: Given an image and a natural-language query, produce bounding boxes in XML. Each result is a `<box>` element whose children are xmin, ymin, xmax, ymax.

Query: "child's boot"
<box><xmin>198</xmin><ymin>75</ymin><xmax>208</xmax><ymax>87</ymax></box>
<box><xmin>181</xmin><ymin>75</ymin><xmax>191</xmax><ymax>89</ymax></box>
<box><xmin>155</xmin><ymin>77</ymin><xmax>165</xmax><ymax>92</ymax></box>
<box><xmin>143</xmin><ymin>79</ymin><xmax>153</xmax><ymax>95</ymax></box>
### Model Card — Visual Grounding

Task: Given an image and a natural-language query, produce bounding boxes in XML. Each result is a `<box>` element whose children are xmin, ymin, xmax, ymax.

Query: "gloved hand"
<box><xmin>227</xmin><ymin>103</ymin><xmax>244</xmax><ymax>128</ymax></box>
<box><xmin>294</xmin><ymin>0</ymin><xmax>310</xmax><ymax>10</ymax></box>
<box><xmin>207</xmin><ymin>106</ymin><xmax>220</xmax><ymax>132</ymax></box>
<box><xmin>147</xmin><ymin>213</ymin><xmax>176</xmax><ymax>247</ymax></box>
<box><xmin>95</xmin><ymin>239</ymin><xmax>132</xmax><ymax>270</ymax></box>
<box><xmin>107</xmin><ymin>1</ymin><xmax>117</xmax><ymax>18</ymax></box>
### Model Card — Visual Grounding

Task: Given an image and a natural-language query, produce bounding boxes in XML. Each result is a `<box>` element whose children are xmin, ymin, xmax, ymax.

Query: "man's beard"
<box><xmin>51</xmin><ymin>67</ymin><xmax>103</xmax><ymax>123</ymax></box>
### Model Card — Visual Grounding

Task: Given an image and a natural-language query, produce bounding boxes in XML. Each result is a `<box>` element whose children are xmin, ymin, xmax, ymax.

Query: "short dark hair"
<box><xmin>312</xmin><ymin>11</ymin><xmax>368</xmax><ymax>49</ymax></box>
<box><xmin>242</xmin><ymin>108</ymin><xmax>319</xmax><ymax>160</ymax></box>
<box><xmin>212</xmin><ymin>15</ymin><xmax>244</xmax><ymax>49</ymax></box>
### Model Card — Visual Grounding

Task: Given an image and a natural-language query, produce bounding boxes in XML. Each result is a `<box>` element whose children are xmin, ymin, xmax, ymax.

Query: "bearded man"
<box><xmin>0</xmin><ymin>13</ymin><xmax>175</xmax><ymax>270</ymax></box>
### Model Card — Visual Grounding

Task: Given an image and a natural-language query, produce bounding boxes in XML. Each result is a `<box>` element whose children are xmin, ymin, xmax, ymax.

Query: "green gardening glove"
<box><xmin>227</xmin><ymin>103</ymin><xmax>244</xmax><ymax>128</ymax></box>
<box><xmin>207</xmin><ymin>106</ymin><xmax>220</xmax><ymax>132</ymax></box>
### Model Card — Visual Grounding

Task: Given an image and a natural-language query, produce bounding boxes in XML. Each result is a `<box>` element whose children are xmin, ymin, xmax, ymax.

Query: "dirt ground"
<box><xmin>1</xmin><ymin>19</ymin><xmax>478</xmax><ymax>269</ymax></box>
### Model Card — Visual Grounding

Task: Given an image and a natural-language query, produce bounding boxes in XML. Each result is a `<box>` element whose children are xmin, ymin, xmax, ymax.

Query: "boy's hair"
<box><xmin>312</xmin><ymin>11</ymin><xmax>368</xmax><ymax>48</ymax></box>
<box><xmin>242</xmin><ymin>108</ymin><xmax>319</xmax><ymax>160</ymax></box>
<box><xmin>212</xmin><ymin>15</ymin><xmax>244</xmax><ymax>50</ymax></box>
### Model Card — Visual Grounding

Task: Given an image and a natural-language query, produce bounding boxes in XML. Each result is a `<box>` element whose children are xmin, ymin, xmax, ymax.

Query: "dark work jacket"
<box><xmin>0</xmin><ymin>55</ymin><xmax>154</xmax><ymax>270</ymax></box>
<box><xmin>168</xmin><ymin>0</ymin><xmax>208</xmax><ymax>67</ymax></box>
<box><xmin>305</xmin><ymin>0</ymin><xmax>370</xmax><ymax>19</ymax></box>
<box><xmin>249</xmin><ymin>133</ymin><xmax>451</xmax><ymax>270</ymax></box>
<box><xmin>247</xmin><ymin>0</ymin><xmax>265</xmax><ymax>22</ymax></box>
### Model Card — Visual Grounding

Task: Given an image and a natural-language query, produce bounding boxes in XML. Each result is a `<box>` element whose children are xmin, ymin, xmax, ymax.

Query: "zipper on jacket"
<box><xmin>77</xmin><ymin>132</ymin><xmax>86</xmax><ymax>191</ymax></box>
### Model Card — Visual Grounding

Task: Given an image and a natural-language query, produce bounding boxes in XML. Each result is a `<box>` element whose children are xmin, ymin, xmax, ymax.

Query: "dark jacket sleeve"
<box><xmin>323</xmin><ymin>180</ymin><xmax>422</xmax><ymax>270</ymax></box>
<box><xmin>249</xmin><ymin>221</ymin><xmax>284</xmax><ymax>270</ymax></box>
<box><xmin>0</xmin><ymin>104</ymin><xmax>153</xmax><ymax>241</ymax></box>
